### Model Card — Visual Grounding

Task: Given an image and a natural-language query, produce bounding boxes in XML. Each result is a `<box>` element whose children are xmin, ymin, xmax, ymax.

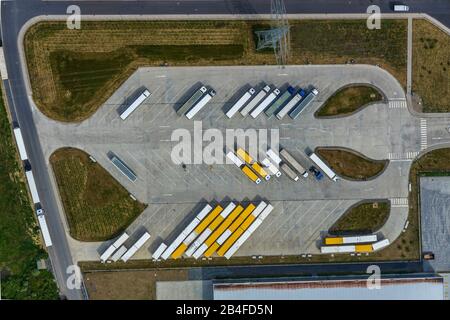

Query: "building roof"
<box><xmin>213</xmin><ymin>276</ymin><xmax>444</xmax><ymax>300</ymax></box>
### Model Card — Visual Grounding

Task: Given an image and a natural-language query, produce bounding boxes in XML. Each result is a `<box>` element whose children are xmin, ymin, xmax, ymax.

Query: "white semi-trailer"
<box><xmin>13</xmin><ymin>127</ymin><xmax>28</xmax><ymax>161</ymax></box>
<box><xmin>280</xmin><ymin>149</ymin><xmax>309</xmax><ymax>178</ymax></box>
<box><xmin>240</xmin><ymin>85</ymin><xmax>270</xmax><ymax>117</ymax></box>
<box><xmin>121</xmin><ymin>232</ymin><xmax>151</xmax><ymax>262</ymax></box>
<box><xmin>289</xmin><ymin>88</ymin><xmax>319</xmax><ymax>119</ymax></box>
<box><xmin>37</xmin><ymin>214</ymin><xmax>53</xmax><ymax>247</ymax></box>
<box><xmin>309</xmin><ymin>152</ymin><xmax>339</xmax><ymax>181</ymax></box>
<box><xmin>250</xmin><ymin>89</ymin><xmax>280</xmax><ymax>118</ymax></box>
<box><xmin>177</xmin><ymin>86</ymin><xmax>207</xmax><ymax>116</ymax></box>
<box><xmin>226</xmin><ymin>88</ymin><xmax>255</xmax><ymax>118</ymax></box>
<box><xmin>261</xmin><ymin>158</ymin><xmax>282</xmax><ymax>177</ymax></box>
<box><xmin>185</xmin><ymin>89</ymin><xmax>216</xmax><ymax>120</ymax></box>
<box><xmin>152</xmin><ymin>243</ymin><xmax>168</xmax><ymax>260</ymax></box>
<box><xmin>224</xmin><ymin>204</ymin><xmax>274</xmax><ymax>259</ymax></box>
<box><xmin>120</xmin><ymin>89</ymin><xmax>151</xmax><ymax>120</ymax></box>
<box><xmin>25</xmin><ymin>169</ymin><xmax>40</xmax><ymax>204</ymax></box>
<box><xmin>266</xmin><ymin>149</ymin><xmax>282</xmax><ymax>166</ymax></box>
<box><xmin>100</xmin><ymin>232</ymin><xmax>129</xmax><ymax>262</ymax></box>
<box><xmin>226</xmin><ymin>151</ymin><xmax>244</xmax><ymax>167</ymax></box>
<box><xmin>276</xmin><ymin>89</ymin><xmax>306</xmax><ymax>120</ymax></box>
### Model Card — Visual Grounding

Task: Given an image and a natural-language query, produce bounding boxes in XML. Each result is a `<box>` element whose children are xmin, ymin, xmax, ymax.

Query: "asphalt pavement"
<box><xmin>1</xmin><ymin>0</ymin><xmax>449</xmax><ymax>300</ymax></box>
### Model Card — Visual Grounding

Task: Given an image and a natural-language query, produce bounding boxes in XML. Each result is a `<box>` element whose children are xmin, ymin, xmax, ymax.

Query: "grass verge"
<box><xmin>0</xmin><ymin>86</ymin><xmax>58</xmax><ymax>299</ymax></box>
<box><xmin>315</xmin><ymin>147</ymin><xmax>388</xmax><ymax>181</ymax></box>
<box><xmin>315</xmin><ymin>85</ymin><xmax>384</xmax><ymax>117</ymax></box>
<box><xmin>413</xmin><ymin>19</ymin><xmax>450</xmax><ymax>112</ymax></box>
<box><xmin>25</xmin><ymin>19</ymin><xmax>407</xmax><ymax>122</ymax></box>
<box><xmin>49</xmin><ymin>147</ymin><xmax>146</xmax><ymax>241</ymax></box>
<box><xmin>328</xmin><ymin>200</ymin><xmax>390</xmax><ymax>235</ymax></box>
<box><xmin>84</xmin><ymin>269</ymin><xmax>188</xmax><ymax>300</ymax></box>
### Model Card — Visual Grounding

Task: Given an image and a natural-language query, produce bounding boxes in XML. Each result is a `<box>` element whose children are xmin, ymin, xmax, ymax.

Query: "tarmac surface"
<box><xmin>33</xmin><ymin>65</ymin><xmax>415</xmax><ymax>260</ymax></box>
<box><xmin>420</xmin><ymin>177</ymin><xmax>450</xmax><ymax>272</ymax></box>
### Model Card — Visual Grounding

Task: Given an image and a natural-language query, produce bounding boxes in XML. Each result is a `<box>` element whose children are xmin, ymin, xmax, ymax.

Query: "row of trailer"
<box><xmin>100</xmin><ymin>231</ymin><xmax>151</xmax><ymax>263</ymax></box>
<box><xmin>117</xmin><ymin>82</ymin><xmax>318</xmax><ymax>122</ymax></box>
<box><xmin>321</xmin><ymin>235</ymin><xmax>390</xmax><ymax>254</ymax></box>
<box><xmin>226</xmin><ymin>146</ymin><xmax>339</xmax><ymax>184</ymax></box>
<box><xmin>13</xmin><ymin>126</ymin><xmax>53</xmax><ymax>248</ymax></box>
<box><xmin>176</xmin><ymin>85</ymin><xmax>216</xmax><ymax>120</ymax></box>
<box><xmin>226</xmin><ymin>84</ymin><xmax>319</xmax><ymax>120</ymax></box>
<box><xmin>153</xmin><ymin>200</ymin><xmax>274</xmax><ymax>260</ymax></box>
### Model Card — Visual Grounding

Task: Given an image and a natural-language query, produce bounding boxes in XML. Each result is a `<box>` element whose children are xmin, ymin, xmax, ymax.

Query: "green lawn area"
<box><xmin>413</xmin><ymin>19</ymin><xmax>450</xmax><ymax>112</ymax></box>
<box><xmin>329</xmin><ymin>201</ymin><xmax>390</xmax><ymax>235</ymax></box>
<box><xmin>25</xmin><ymin>19</ymin><xmax>407</xmax><ymax>122</ymax></box>
<box><xmin>315</xmin><ymin>85</ymin><xmax>384</xmax><ymax>117</ymax></box>
<box><xmin>315</xmin><ymin>147</ymin><xmax>388</xmax><ymax>181</ymax></box>
<box><xmin>49</xmin><ymin>148</ymin><xmax>147</xmax><ymax>241</ymax></box>
<box><xmin>0</xmin><ymin>87</ymin><xmax>58</xmax><ymax>299</ymax></box>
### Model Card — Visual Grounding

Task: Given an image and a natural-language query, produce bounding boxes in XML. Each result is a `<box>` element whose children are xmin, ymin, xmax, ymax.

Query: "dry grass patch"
<box><xmin>413</xmin><ymin>19</ymin><xmax>450</xmax><ymax>112</ymax></box>
<box><xmin>83</xmin><ymin>269</ymin><xmax>188</xmax><ymax>300</ymax></box>
<box><xmin>315</xmin><ymin>85</ymin><xmax>384</xmax><ymax>117</ymax></box>
<box><xmin>315</xmin><ymin>147</ymin><xmax>388</xmax><ymax>181</ymax></box>
<box><xmin>50</xmin><ymin>147</ymin><xmax>146</xmax><ymax>241</ymax></box>
<box><xmin>25</xmin><ymin>19</ymin><xmax>407</xmax><ymax>122</ymax></box>
<box><xmin>329</xmin><ymin>201</ymin><xmax>390</xmax><ymax>235</ymax></box>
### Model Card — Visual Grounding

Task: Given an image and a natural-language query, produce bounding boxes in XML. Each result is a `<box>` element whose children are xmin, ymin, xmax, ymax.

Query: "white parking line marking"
<box><xmin>420</xmin><ymin>119</ymin><xmax>427</xmax><ymax>150</ymax></box>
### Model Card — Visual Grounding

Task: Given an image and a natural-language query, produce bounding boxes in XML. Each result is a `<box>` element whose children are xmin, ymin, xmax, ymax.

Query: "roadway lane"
<box><xmin>2</xmin><ymin>0</ymin><xmax>449</xmax><ymax>300</ymax></box>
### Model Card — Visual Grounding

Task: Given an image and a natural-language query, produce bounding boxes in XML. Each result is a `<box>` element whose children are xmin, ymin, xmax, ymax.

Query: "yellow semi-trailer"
<box><xmin>175</xmin><ymin>204</ymin><xmax>223</xmax><ymax>258</ymax></box>
<box><xmin>160</xmin><ymin>204</ymin><xmax>213</xmax><ymax>260</ymax></box>
<box><xmin>241</xmin><ymin>165</ymin><xmax>262</xmax><ymax>184</ymax></box>
<box><xmin>355</xmin><ymin>244</ymin><xmax>373</xmax><ymax>253</ymax></box>
<box><xmin>237</xmin><ymin>148</ymin><xmax>254</xmax><ymax>164</ymax></box>
<box><xmin>186</xmin><ymin>203</ymin><xmax>235</xmax><ymax>257</ymax></box>
<box><xmin>204</xmin><ymin>242</ymin><xmax>220</xmax><ymax>257</ymax></box>
<box><xmin>216</xmin><ymin>203</ymin><xmax>256</xmax><ymax>246</ymax></box>
<box><xmin>324</xmin><ymin>235</ymin><xmax>378</xmax><ymax>245</ymax></box>
<box><xmin>191</xmin><ymin>203</ymin><xmax>237</xmax><ymax>259</ymax></box>
<box><xmin>251</xmin><ymin>162</ymin><xmax>271</xmax><ymax>181</ymax></box>
<box><xmin>199</xmin><ymin>205</ymin><xmax>244</xmax><ymax>257</ymax></box>
<box><xmin>217</xmin><ymin>201</ymin><xmax>267</xmax><ymax>256</ymax></box>
<box><xmin>224</xmin><ymin>204</ymin><xmax>274</xmax><ymax>259</ymax></box>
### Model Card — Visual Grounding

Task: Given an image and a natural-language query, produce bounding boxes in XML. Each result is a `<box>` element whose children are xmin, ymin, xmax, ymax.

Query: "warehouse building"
<box><xmin>213</xmin><ymin>274</ymin><xmax>445</xmax><ymax>300</ymax></box>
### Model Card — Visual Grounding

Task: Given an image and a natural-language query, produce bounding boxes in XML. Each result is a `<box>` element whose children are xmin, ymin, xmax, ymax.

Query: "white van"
<box><xmin>393</xmin><ymin>5</ymin><xmax>409</xmax><ymax>12</ymax></box>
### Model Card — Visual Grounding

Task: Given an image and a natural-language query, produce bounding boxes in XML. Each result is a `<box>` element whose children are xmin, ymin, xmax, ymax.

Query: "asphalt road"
<box><xmin>1</xmin><ymin>0</ymin><xmax>448</xmax><ymax>300</ymax></box>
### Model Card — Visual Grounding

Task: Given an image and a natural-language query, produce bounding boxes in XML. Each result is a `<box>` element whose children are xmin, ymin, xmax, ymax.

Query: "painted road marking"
<box><xmin>388</xmin><ymin>99</ymin><xmax>407</xmax><ymax>109</ymax></box>
<box><xmin>391</xmin><ymin>198</ymin><xmax>408</xmax><ymax>208</ymax></box>
<box><xmin>388</xmin><ymin>151</ymin><xmax>419</xmax><ymax>160</ymax></box>
<box><xmin>420</xmin><ymin>119</ymin><xmax>427</xmax><ymax>150</ymax></box>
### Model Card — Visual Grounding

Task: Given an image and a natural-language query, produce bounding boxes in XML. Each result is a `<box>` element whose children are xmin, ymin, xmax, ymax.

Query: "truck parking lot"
<box><xmin>33</xmin><ymin>65</ymin><xmax>426</xmax><ymax>260</ymax></box>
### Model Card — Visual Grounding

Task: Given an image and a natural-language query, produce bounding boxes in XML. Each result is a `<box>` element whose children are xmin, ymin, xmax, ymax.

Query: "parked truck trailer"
<box><xmin>276</xmin><ymin>89</ymin><xmax>306</xmax><ymax>119</ymax></box>
<box><xmin>280</xmin><ymin>163</ymin><xmax>299</xmax><ymax>181</ymax></box>
<box><xmin>177</xmin><ymin>86</ymin><xmax>207</xmax><ymax>116</ymax></box>
<box><xmin>37</xmin><ymin>214</ymin><xmax>53</xmax><ymax>247</ymax></box>
<box><xmin>185</xmin><ymin>89</ymin><xmax>216</xmax><ymax>120</ymax></box>
<box><xmin>226</xmin><ymin>88</ymin><xmax>255</xmax><ymax>118</ymax></box>
<box><xmin>309</xmin><ymin>152</ymin><xmax>339</xmax><ymax>181</ymax></box>
<box><xmin>264</xmin><ymin>86</ymin><xmax>295</xmax><ymax>118</ymax></box>
<box><xmin>240</xmin><ymin>85</ymin><xmax>270</xmax><ymax>117</ymax></box>
<box><xmin>261</xmin><ymin>158</ymin><xmax>282</xmax><ymax>177</ymax></box>
<box><xmin>13</xmin><ymin>127</ymin><xmax>28</xmax><ymax>161</ymax></box>
<box><xmin>289</xmin><ymin>88</ymin><xmax>319</xmax><ymax>119</ymax></box>
<box><xmin>25</xmin><ymin>169</ymin><xmax>40</xmax><ymax>204</ymax></box>
<box><xmin>241</xmin><ymin>165</ymin><xmax>261</xmax><ymax>184</ymax></box>
<box><xmin>250</xmin><ymin>88</ymin><xmax>280</xmax><ymax>118</ymax></box>
<box><xmin>120</xmin><ymin>89</ymin><xmax>151</xmax><ymax>120</ymax></box>
<box><xmin>280</xmin><ymin>149</ymin><xmax>309</xmax><ymax>178</ymax></box>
